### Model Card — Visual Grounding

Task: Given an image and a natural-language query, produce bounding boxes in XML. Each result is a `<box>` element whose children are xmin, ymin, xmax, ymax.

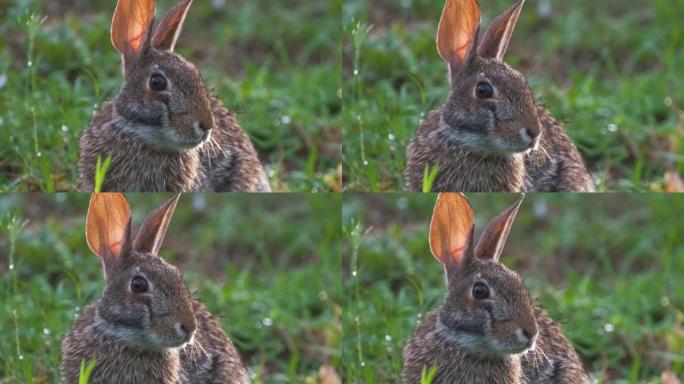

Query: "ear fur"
<box><xmin>133</xmin><ymin>194</ymin><xmax>181</xmax><ymax>256</ymax></box>
<box><xmin>474</xmin><ymin>194</ymin><xmax>524</xmax><ymax>261</ymax></box>
<box><xmin>152</xmin><ymin>0</ymin><xmax>193</xmax><ymax>51</ymax></box>
<box><xmin>477</xmin><ymin>0</ymin><xmax>525</xmax><ymax>61</ymax></box>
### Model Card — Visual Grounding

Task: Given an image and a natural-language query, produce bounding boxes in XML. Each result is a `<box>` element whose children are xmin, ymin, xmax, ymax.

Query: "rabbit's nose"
<box><xmin>176</xmin><ymin>321</ymin><xmax>197</xmax><ymax>340</ymax></box>
<box><xmin>519</xmin><ymin>127</ymin><xmax>541</xmax><ymax>145</ymax></box>
<box><xmin>516</xmin><ymin>327</ymin><xmax>538</xmax><ymax>347</ymax></box>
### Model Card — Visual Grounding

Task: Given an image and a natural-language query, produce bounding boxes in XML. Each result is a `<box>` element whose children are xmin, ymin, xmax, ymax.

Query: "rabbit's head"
<box><xmin>435</xmin><ymin>0</ymin><xmax>541</xmax><ymax>156</ymax></box>
<box><xmin>429</xmin><ymin>193</ymin><xmax>538</xmax><ymax>357</ymax></box>
<box><xmin>85</xmin><ymin>193</ymin><xmax>197</xmax><ymax>351</ymax></box>
<box><xmin>110</xmin><ymin>0</ymin><xmax>214</xmax><ymax>152</ymax></box>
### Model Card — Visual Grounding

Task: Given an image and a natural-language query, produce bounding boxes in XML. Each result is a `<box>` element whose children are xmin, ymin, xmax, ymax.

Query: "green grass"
<box><xmin>0</xmin><ymin>0</ymin><xmax>341</xmax><ymax>192</ymax></box>
<box><xmin>342</xmin><ymin>0</ymin><xmax>684</xmax><ymax>191</ymax></box>
<box><xmin>0</xmin><ymin>193</ymin><xmax>342</xmax><ymax>383</ymax></box>
<box><xmin>342</xmin><ymin>193</ymin><xmax>684</xmax><ymax>382</ymax></box>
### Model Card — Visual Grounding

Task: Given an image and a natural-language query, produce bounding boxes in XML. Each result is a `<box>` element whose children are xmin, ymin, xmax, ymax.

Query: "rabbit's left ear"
<box><xmin>133</xmin><ymin>194</ymin><xmax>181</xmax><ymax>256</ymax></box>
<box><xmin>111</xmin><ymin>0</ymin><xmax>156</xmax><ymax>70</ymax></box>
<box><xmin>478</xmin><ymin>0</ymin><xmax>525</xmax><ymax>61</ymax></box>
<box><xmin>474</xmin><ymin>194</ymin><xmax>524</xmax><ymax>261</ymax></box>
<box><xmin>152</xmin><ymin>0</ymin><xmax>193</xmax><ymax>51</ymax></box>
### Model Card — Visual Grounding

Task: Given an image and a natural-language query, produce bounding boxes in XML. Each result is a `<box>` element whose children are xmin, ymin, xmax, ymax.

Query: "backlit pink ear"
<box><xmin>86</xmin><ymin>193</ymin><xmax>132</xmax><ymax>268</ymax></box>
<box><xmin>429</xmin><ymin>193</ymin><xmax>475</xmax><ymax>277</ymax></box>
<box><xmin>111</xmin><ymin>0</ymin><xmax>156</xmax><ymax>70</ymax></box>
<box><xmin>436</xmin><ymin>0</ymin><xmax>481</xmax><ymax>70</ymax></box>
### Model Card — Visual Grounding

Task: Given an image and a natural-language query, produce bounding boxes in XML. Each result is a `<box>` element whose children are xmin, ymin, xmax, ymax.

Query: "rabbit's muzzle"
<box><xmin>491</xmin><ymin>319</ymin><xmax>539</xmax><ymax>354</ymax></box>
<box><xmin>150</xmin><ymin>312</ymin><xmax>198</xmax><ymax>348</ymax></box>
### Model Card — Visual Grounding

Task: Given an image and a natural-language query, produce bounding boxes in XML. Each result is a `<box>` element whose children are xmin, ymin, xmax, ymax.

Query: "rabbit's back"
<box><xmin>524</xmin><ymin>106</ymin><xmax>595</xmax><ymax>192</ymax></box>
<box><xmin>180</xmin><ymin>301</ymin><xmax>250</xmax><ymax>384</ymax></box>
<box><xmin>201</xmin><ymin>99</ymin><xmax>270</xmax><ymax>192</ymax></box>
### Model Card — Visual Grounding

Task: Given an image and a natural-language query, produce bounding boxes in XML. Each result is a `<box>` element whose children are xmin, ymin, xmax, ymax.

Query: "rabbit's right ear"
<box><xmin>437</xmin><ymin>0</ymin><xmax>481</xmax><ymax>77</ymax></box>
<box><xmin>86</xmin><ymin>193</ymin><xmax>133</xmax><ymax>271</ymax></box>
<box><xmin>111</xmin><ymin>0</ymin><xmax>156</xmax><ymax>71</ymax></box>
<box><xmin>429</xmin><ymin>193</ymin><xmax>475</xmax><ymax>281</ymax></box>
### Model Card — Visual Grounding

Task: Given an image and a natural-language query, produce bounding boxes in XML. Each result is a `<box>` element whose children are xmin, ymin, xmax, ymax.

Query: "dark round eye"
<box><xmin>472</xmin><ymin>282</ymin><xmax>490</xmax><ymax>299</ymax></box>
<box><xmin>475</xmin><ymin>82</ymin><xmax>494</xmax><ymax>99</ymax></box>
<box><xmin>131</xmin><ymin>276</ymin><xmax>149</xmax><ymax>293</ymax></box>
<box><xmin>149</xmin><ymin>74</ymin><xmax>167</xmax><ymax>91</ymax></box>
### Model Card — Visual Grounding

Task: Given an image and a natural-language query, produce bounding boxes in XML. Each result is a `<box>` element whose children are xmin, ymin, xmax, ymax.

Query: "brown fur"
<box><xmin>60</xmin><ymin>194</ymin><xmax>250</xmax><ymax>383</ymax></box>
<box><xmin>405</xmin><ymin>0</ymin><xmax>594</xmax><ymax>192</ymax></box>
<box><xmin>77</xmin><ymin>0</ymin><xmax>269</xmax><ymax>192</ymax></box>
<box><xmin>402</xmin><ymin>193</ymin><xmax>590</xmax><ymax>383</ymax></box>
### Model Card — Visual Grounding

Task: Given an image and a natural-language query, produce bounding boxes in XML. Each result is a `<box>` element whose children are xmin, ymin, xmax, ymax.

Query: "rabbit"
<box><xmin>77</xmin><ymin>0</ymin><xmax>270</xmax><ymax>192</ymax></box>
<box><xmin>60</xmin><ymin>193</ymin><xmax>250</xmax><ymax>384</ymax></box>
<box><xmin>402</xmin><ymin>193</ymin><xmax>590</xmax><ymax>384</ymax></box>
<box><xmin>405</xmin><ymin>0</ymin><xmax>595</xmax><ymax>192</ymax></box>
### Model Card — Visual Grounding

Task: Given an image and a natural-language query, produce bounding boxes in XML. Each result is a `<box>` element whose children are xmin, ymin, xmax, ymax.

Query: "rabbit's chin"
<box><xmin>122</xmin><ymin>122</ymin><xmax>208</xmax><ymax>152</ymax></box>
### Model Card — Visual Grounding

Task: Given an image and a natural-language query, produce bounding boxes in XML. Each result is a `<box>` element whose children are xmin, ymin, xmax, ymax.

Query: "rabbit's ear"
<box><xmin>111</xmin><ymin>0</ymin><xmax>156</xmax><ymax>69</ymax></box>
<box><xmin>430</xmin><ymin>193</ymin><xmax>475</xmax><ymax>280</ymax></box>
<box><xmin>152</xmin><ymin>0</ymin><xmax>193</xmax><ymax>51</ymax></box>
<box><xmin>86</xmin><ymin>193</ymin><xmax>133</xmax><ymax>270</ymax></box>
<box><xmin>474</xmin><ymin>194</ymin><xmax>524</xmax><ymax>261</ymax></box>
<box><xmin>477</xmin><ymin>0</ymin><xmax>524</xmax><ymax>61</ymax></box>
<box><xmin>133</xmin><ymin>194</ymin><xmax>181</xmax><ymax>256</ymax></box>
<box><xmin>437</xmin><ymin>0</ymin><xmax>481</xmax><ymax>73</ymax></box>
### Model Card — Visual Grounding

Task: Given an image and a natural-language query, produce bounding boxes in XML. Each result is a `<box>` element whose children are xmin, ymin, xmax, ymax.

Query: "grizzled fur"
<box><xmin>405</xmin><ymin>4</ymin><xmax>594</xmax><ymax>192</ymax></box>
<box><xmin>61</xmin><ymin>299</ymin><xmax>250</xmax><ymax>384</ymax></box>
<box><xmin>78</xmin><ymin>1</ymin><xmax>269</xmax><ymax>192</ymax></box>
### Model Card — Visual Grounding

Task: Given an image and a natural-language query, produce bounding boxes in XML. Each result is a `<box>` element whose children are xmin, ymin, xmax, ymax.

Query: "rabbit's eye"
<box><xmin>472</xmin><ymin>282</ymin><xmax>490</xmax><ymax>299</ymax></box>
<box><xmin>475</xmin><ymin>82</ymin><xmax>494</xmax><ymax>99</ymax></box>
<box><xmin>131</xmin><ymin>276</ymin><xmax>149</xmax><ymax>293</ymax></box>
<box><xmin>149</xmin><ymin>74</ymin><xmax>168</xmax><ymax>91</ymax></box>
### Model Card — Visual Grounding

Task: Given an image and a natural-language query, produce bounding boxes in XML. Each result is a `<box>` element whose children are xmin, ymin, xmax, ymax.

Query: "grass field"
<box><xmin>342</xmin><ymin>0</ymin><xmax>684</xmax><ymax>191</ymax></box>
<box><xmin>342</xmin><ymin>193</ymin><xmax>684</xmax><ymax>382</ymax></box>
<box><xmin>0</xmin><ymin>0</ymin><xmax>341</xmax><ymax>192</ymax></box>
<box><xmin>0</xmin><ymin>193</ymin><xmax>342</xmax><ymax>383</ymax></box>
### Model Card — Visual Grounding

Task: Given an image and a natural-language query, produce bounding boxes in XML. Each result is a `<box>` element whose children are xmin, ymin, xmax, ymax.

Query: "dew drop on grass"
<box><xmin>353</xmin><ymin>69</ymin><xmax>359</xmax><ymax>76</ymax></box>
<box><xmin>61</xmin><ymin>125</ymin><xmax>69</xmax><ymax>132</ymax></box>
<box><xmin>362</xmin><ymin>161</ymin><xmax>368</xmax><ymax>166</ymax></box>
<box><xmin>43</xmin><ymin>328</ymin><xmax>50</xmax><ymax>336</ymax></box>
<box><xmin>352</xmin><ymin>270</ymin><xmax>357</xmax><ymax>277</ymax></box>
<box><xmin>385</xmin><ymin>334</ymin><xmax>392</xmax><ymax>342</ymax></box>
<box><xmin>360</xmin><ymin>361</ymin><xmax>366</xmax><ymax>367</ymax></box>
<box><xmin>27</xmin><ymin>61</ymin><xmax>32</xmax><ymax>67</ymax></box>
<box><xmin>36</xmin><ymin>152</ymin><xmax>42</xmax><ymax>157</ymax></box>
<box><xmin>262</xmin><ymin>317</ymin><xmax>273</xmax><ymax>327</ymax></box>
<box><xmin>9</xmin><ymin>264</ymin><xmax>14</xmax><ymax>270</ymax></box>
<box><xmin>604</xmin><ymin>323</ymin><xmax>614</xmax><ymax>333</ymax></box>
<box><xmin>18</xmin><ymin>355</ymin><xmax>24</xmax><ymax>360</ymax></box>
<box><xmin>607</xmin><ymin>123</ymin><xmax>618</xmax><ymax>133</ymax></box>
<box><xmin>388</xmin><ymin>133</ymin><xmax>395</xmax><ymax>141</ymax></box>
<box><xmin>660</xmin><ymin>297</ymin><xmax>670</xmax><ymax>306</ymax></box>
<box><xmin>280</xmin><ymin>115</ymin><xmax>292</xmax><ymax>125</ymax></box>
<box><xmin>664</xmin><ymin>97</ymin><xmax>673</xmax><ymax>107</ymax></box>
<box><xmin>318</xmin><ymin>291</ymin><xmax>328</xmax><ymax>301</ymax></box>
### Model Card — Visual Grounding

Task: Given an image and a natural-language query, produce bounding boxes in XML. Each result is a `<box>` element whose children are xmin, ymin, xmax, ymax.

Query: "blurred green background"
<box><xmin>0</xmin><ymin>193</ymin><xmax>342</xmax><ymax>383</ymax></box>
<box><xmin>342</xmin><ymin>0</ymin><xmax>684</xmax><ymax>191</ymax></box>
<box><xmin>0</xmin><ymin>0</ymin><xmax>341</xmax><ymax>192</ymax></box>
<box><xmin>343</xmin><ymin>193</ymin><xmax>684</xmax><ymax>383</ymax></box>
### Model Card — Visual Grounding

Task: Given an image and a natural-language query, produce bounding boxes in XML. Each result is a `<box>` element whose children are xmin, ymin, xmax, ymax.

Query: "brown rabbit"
<box><xmin>405</xmin><ymin>0</ymin><xmax>594</xmax><ymax>192</ymax></box>
<box><xmin>60</xmin><ymin>193</ymin><xmax>250</xmax><ymax>384</ymax></box>
<box><xmin>77</xmin><ymin>0</ymin><xmax>270</xmax><ymax>192</ymax></box>
<box><xmin>402</xmin><ymin>193</ymin><xmax>590</xmax><ymax>383</ymax></box>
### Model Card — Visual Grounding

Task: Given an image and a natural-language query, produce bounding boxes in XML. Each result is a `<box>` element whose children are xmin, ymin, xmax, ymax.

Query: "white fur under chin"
<box><xmin>118</xmin><ymin>121</ymin><xmax>207</xmax><ymax>152</ymax></box>
<box><xmin>437</xmin><ymin>115</ymin><xmax>534</xmax><ymax>158</ymax></box>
